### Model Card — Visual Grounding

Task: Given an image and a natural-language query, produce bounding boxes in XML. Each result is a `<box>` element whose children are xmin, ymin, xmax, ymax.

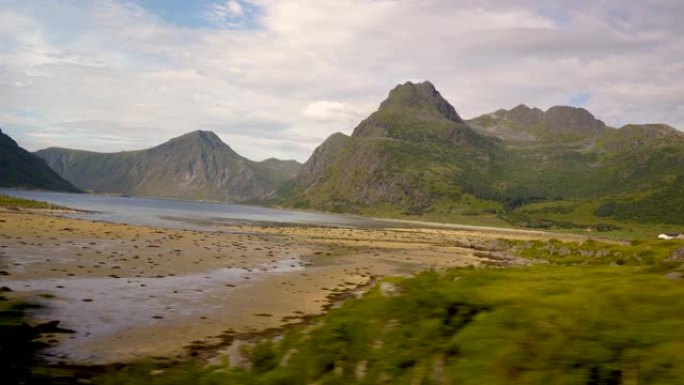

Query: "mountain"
<box><xmin>36</xmin><ymin>130</ymin><xmax>301</xmax><ymax>202</ymax></box>
<box><xmin>0</xmin><ymin>128</ymin><xmax>80</xmax><ymax>192</ymax></box>
<box><xmin>469</xmin><ymin>105</ymin><xmax>684</xmax><ymax>197</ymax></box>
<box><xmin>469</xmin><ymin>104</ymin><xmax>608</xmax><ymax>143</ymax></box>
<box><xmin>287</xmin><ymin>81</ymin><xmax>500</xmax><ymax>213</ymax></box>
<box><xmin>285</xmin><ymin>81</ymin><xmax>684</xmax><ymax>226</ymax></box>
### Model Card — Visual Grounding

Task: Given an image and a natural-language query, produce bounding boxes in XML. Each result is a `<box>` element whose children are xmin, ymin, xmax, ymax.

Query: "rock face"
<box><xmin>36</xmin><ymin>131</ymin><xmax>301</xmax><ymax>202</ymax></box>
<box><xmin>0</xmin><ymin>128</ymin><xmax>79</xmax><ymax>192</ymax></box>
<box><xmin>667</xmin><ymin>247</ymin><xmax>684</xmax><ymax>261</ymax></box>
<box><xmin>543</xmin><ymin>106</ymin><xmax>607</xmax><ymax>135</ymax></box>
<box><xmin>297</xmin><ymin>133</ymin><xmax>351</xmax><ymax>187</ymax></box>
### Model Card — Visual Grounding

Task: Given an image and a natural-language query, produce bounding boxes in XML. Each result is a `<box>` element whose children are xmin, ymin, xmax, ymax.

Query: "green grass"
<box><xmin>0</xmin><ymin>194</ymin><xmax>57</xmax><ymax>209</ymax></box>
<box><xmin>357</xmin><ymin>195</ymin><xmax>511</xmax><ymax>228</ymax></box>
<box><xmin>502</xmin><ymin>198</ymin><xmax>684</xmax><ymax>240</ymax></box>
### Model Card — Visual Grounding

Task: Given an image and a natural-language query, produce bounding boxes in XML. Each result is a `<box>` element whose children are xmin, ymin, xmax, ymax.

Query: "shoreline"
<box><xmin>1</xmin><ymin>210</ymin><xmax>508</xmax><ymax>365</ymax></box>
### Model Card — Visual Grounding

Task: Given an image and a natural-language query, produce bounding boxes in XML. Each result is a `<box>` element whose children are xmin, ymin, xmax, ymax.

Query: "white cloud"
<box><xmin>302</xmin><ymin>101</ymin><xmax>353</xmax><ymax>121</ymax></box>
<box><xmin>1</xmin><ymin>0</ymin><xmax>683</xmax><ymax>162</ymax></box>
<box><xmin>207</xmin><ymin>0</ymin><xmax>248</xmax><ymax>27</ymax></box>
<box><xmin>227</xmin><ymin>1</ymin><xmax>244</xmax><ymax>16</ymax></box>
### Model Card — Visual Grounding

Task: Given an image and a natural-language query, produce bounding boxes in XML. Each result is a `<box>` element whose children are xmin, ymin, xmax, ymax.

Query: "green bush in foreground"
<box><xmin>94</xmin><ymin>239</ymin><xmax>684</xmax><ymax>385</ymax></box>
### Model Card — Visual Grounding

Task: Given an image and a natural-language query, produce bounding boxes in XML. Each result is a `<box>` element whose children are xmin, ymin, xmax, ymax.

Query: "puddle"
<box><xmin>3</xmin><ymin>257</ymin><xmax>305</xmax><ymax>361</ymax></box>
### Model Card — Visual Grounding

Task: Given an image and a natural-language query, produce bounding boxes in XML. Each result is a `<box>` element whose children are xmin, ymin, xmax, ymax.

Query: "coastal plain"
<box><xmin>0</xmin><ymin>208</ymin><xmax>588</xmax><ymax>365</ymax></box>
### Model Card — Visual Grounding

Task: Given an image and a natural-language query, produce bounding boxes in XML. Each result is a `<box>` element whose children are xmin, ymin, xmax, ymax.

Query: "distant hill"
<box><xmin>281</xmin><ymin>81</ymin><xmax>684</xmax><ymax>227</ymax></box>
<box><xmin>36</xmin><ymin>130</ymin><xmax>301</xmax><ymax>202</ymax></box>
<box><xmin>0</xmin><ymin>128</ymin><xmax>80</xmax><ymax>192</ymax></box>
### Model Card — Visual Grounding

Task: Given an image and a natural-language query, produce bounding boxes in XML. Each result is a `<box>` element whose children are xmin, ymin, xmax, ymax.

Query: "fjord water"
<box><xmin>0</xmin><ymin>189</ymin><xmax>385</xmax><ymax>229</ymax></box>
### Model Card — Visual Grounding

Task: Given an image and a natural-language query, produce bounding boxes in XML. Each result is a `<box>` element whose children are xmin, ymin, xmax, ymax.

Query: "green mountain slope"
<box><xmin>471</xmin><ymin>105</ymin><xmax>684</xmax><ymax>225</ymax></box>
<box><xmin>285</xmin><ymin>81</ymin><xmax>684</xmax><ymax>226</ymax></box>
<box><xmin>36</xmin><ymin>130</ymin><xmax>301</xmax><ymax>202</ymax></box>
<box><xmin>0</xmin><ymin>128</ymin><xmax>79</xmax><ymax>192</ymax></box>
<box><xmin>288</xmin><ymin>81</ymin><xmax>501</xmax><ymax>214</ymax></box>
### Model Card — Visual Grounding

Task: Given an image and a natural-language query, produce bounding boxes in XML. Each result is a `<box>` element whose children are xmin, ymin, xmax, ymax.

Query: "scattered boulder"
<box><xmin>35</xmin><ymin>320</ymin><xmax>75</xmax><ymax>334</ymax></box>
<box><xmin>474</xmin><ymin>251</ymin><xmax>544</xmax><ymax>266</ymax></box>
<box><xmin>665</xmin><ymin>272</ymin><xmax>683</xmax><ymax>280</ymax></box>
<box><xmin>379</xmin><ymin>282</ymin><xmax>399</xmax><ymax>297</ymax></box>
<box><xmin>667</xmin><ymin>247</ymin><xmax>684</xmax><ymax>261</ymax></box>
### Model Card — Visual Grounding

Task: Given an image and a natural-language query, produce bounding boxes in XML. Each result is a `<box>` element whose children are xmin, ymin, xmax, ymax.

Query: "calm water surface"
<box><xmin>0</xmin><ymin>189</ymin><xmax>389</xmax><ymax>230</ymax></box>
<box><xmin>2</xmin><ymin>257</ymin><xmax>305</xmax><ymax>362</ymax></box>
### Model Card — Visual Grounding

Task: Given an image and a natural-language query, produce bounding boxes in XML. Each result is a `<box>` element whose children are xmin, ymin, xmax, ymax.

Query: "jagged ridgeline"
<box><xmin>36</xmin><ymin>131</ymin><xmax>301</xmax><ymax>202</ymax></box>
<box><xmin>0</xmin><ymin>128</ymin><xmax>79</xmax><ymax>192</ymax></box>
<box><xmin>284</xmin><ymin>81</ymin><xmax>684</xmax><ymax>224</ymax></box>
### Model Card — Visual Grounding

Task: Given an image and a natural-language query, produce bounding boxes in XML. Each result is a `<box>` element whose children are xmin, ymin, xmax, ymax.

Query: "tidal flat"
<box><xmin>0</xmin><ymin>208</ymin><xmax>588</xmax><ymax>365</ymax></box>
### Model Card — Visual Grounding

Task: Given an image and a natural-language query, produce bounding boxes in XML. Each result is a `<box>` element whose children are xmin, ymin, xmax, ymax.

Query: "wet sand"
<box><xmin>0</xmin><ymin>209</ymin><xmax>589</xmax><ymax>365</ymax></box>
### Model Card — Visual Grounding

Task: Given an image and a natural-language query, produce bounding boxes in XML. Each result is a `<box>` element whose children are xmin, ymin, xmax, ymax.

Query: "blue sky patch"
<box><xmin>568</xmin><ymin>92</ymin><xmax>591</xmax><ymax>107</ymax></box>
<box><xmin>3</xmin><ymin>108</ymin><xmax>42</xmax><ymax>119</ymax></box>
<box><xmin>134</xmin><ymin>0</ymin><xmax>261</xmax><ymax>30</ymax></box>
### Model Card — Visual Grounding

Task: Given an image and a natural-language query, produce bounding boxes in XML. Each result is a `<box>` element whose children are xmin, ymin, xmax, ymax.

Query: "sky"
<box><xmin>1</xmin><ymin>0</ymin><xmax>683</xmax><ymax>162</ymax></box>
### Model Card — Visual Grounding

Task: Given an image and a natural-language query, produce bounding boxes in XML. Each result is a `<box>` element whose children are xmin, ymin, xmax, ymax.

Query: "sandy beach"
<box><xmin>0</xmin><ymin>208</ymin><xmax>589</xmax><ymax>365</ymax></box>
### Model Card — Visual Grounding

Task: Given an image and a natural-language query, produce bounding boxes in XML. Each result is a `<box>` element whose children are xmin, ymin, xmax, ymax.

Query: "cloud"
<box><xmin>227</xmin><ymin>1</ymin><xmax>244</xmax><ymax>16</ymax></box>
<box><xmin>206</xmin><ymin>0</ymin><xmax>259</xmax><ymax>29</ymax></box>
<box><xmin>1</xmin><ymin>0</ymin><xmax>683</xmax><ymax>162</ymax></box>
<box><xmin>302</xmin><ymin>101</ymin><xmax>356</xmax><ymax>121</ymax></box>
<box><xmin>208</xmin><ymin>0</ymin><xmax>243</xmax><ymax>20</ymax></box>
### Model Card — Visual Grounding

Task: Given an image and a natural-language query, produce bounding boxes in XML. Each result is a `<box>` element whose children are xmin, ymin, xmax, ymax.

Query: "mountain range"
<box><xmin>36</xmin><ymin>131</ymin><xmax>301</xmax><ymax>202</ymax></box>
<box><xmin>283</xmin><ymin>81</ymin><xmax>684</xmax><ymax>226</ymax></box>
<box><xmin>3</xmin><ymin>80</ymin><xmax>683</xmax><ymax>227</ymax></box>
<box><xmin>0</xmin><ymin>128</ymin><xmax>79</xmax><ymax>192</ymax></box>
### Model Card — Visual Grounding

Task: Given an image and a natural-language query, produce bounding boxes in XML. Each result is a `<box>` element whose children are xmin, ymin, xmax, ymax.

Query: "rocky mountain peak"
<box><xmin>158</xmin><ymin>130</ymin><xmax>239</xmax><ymax>158</ymax></box>
<box><xmin>617</xmin><ymin>123</ymin><xmax>682</xmax><ymax>139</ymax></box>
<box><xmin>543</xmin><ymin>106</ymin><xmax>606</xmax><ymax>134</ymax></box>
<box><xmin>0</xmin><ymin>129</ymin><xmax>19</xmax><ymax>148</ymax></box>
<box><xmin>176</xmin><ymin>130</ymin><xmax>225</xmax><ymax>148</ymax></box>
<box><xmin>604</xmin><ymin>124</ymin><xmax>684</xmax><ymax>151</ymax></box>
<box><xmin>470</xmin><ymin>104</ymin><xmax>609</xmax><ymax>142</ymax></box>
<box><xmin>0</xmin><ymin>129</ymin><xmax>80</xmax><ymax>191</ymax></box>
<box><xmin>36</xmin><ymin>130</ymin><xmax>301</xmax><ymax>202</ymax></box>
<box><xmin>352</xmin><ymin>81</ymin><xmax>469</xmax><ymax>139</ymax></box>
<box><xmin>504</xmin><ymin>104</ymin><xmax>545</xmax><ymax>126</ymax></box>
<box><xmin>379</xmin><ymin>81</ymin><xmax>463</xmax><ymax>123</ymax></box>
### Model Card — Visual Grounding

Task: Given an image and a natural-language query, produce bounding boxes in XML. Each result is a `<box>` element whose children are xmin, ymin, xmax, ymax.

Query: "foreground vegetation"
<box><xmin>87</xmin><ymin>238</ymin><xmax>684</xmax><ymax>385</ymax></box>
